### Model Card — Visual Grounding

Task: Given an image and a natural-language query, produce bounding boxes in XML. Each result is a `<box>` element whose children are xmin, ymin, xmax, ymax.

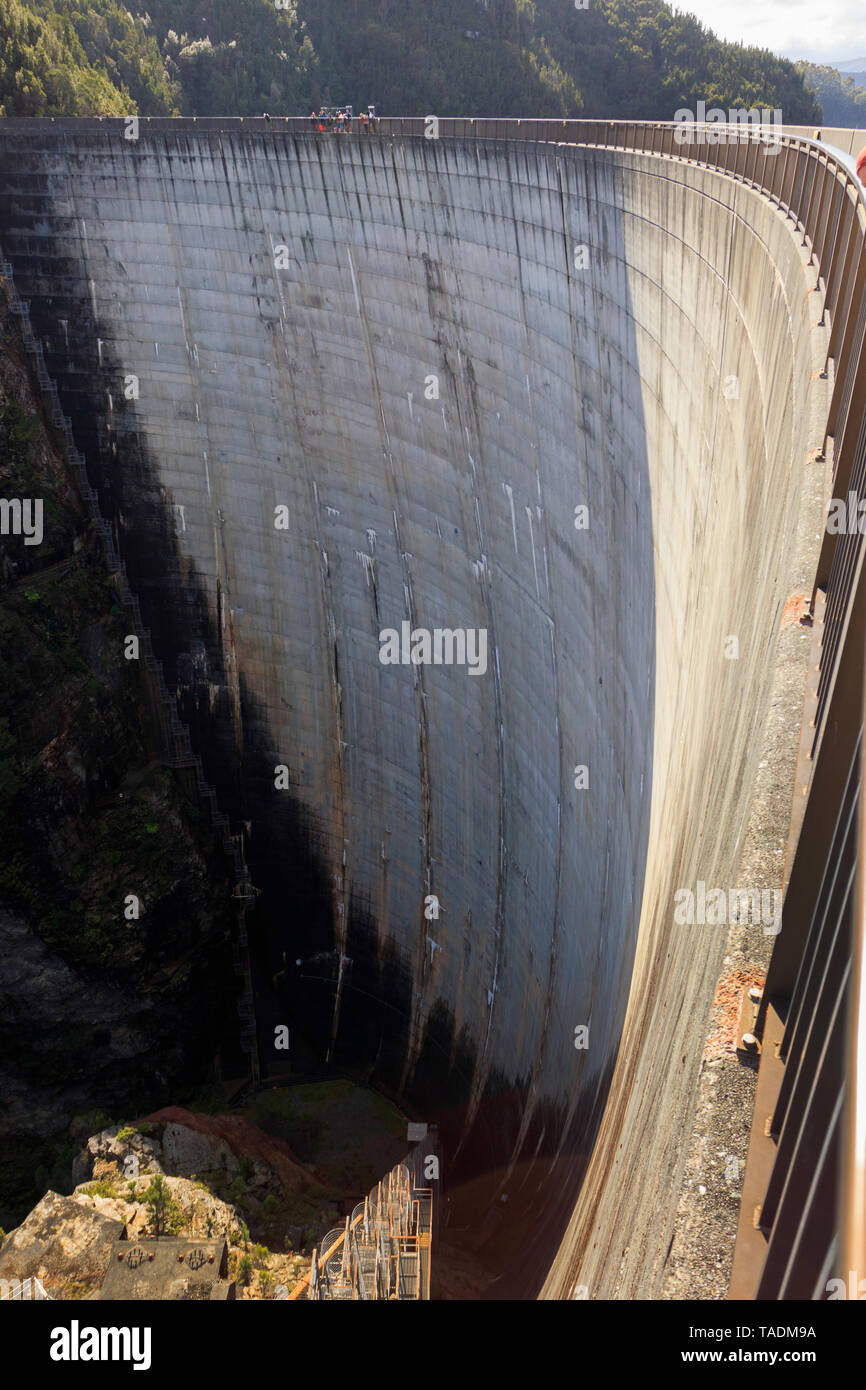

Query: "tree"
<box><xmin>1</xmin><ymin>0</ymin><xmax>823</xmax><ymax>123</ymax></box>
<box><xmin>141</xmin><ymin>1174</ymin><xmax>180</xmax><ymax>1237</ymax></box>
<box><xmin>796</xmin><ymin>61</ymin><xmax>866</xmax><ymax>128</ymax></box>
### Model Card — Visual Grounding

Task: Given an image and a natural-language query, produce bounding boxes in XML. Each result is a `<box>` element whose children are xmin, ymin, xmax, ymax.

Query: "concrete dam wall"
<box><xmin>0</xmin><ymin>122</ymin><xmax>824</xmax><ymax>1295</ymax></box>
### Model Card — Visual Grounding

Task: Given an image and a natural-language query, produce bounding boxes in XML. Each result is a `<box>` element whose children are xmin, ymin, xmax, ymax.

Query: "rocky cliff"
<box><xmin>0</xmin><ymin>284</ymin><xmax>240</xmax><ymax>1231</ymax></box>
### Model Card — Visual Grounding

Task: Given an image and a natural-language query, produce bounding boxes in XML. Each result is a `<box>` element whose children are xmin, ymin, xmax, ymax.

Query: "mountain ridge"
<box><xmin>0</xmin><ymin>0</ymin><xmax>821</xmax><ymax>123</ymax></box>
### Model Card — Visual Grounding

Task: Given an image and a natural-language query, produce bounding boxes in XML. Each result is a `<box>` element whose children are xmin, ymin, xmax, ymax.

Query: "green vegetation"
<box><xmin>0</xmin><ymin>0</ymin><xmax>821</xmax><ymax>123</ymax></box>
<box><xmin>141</xmin><ymin>1174</ymin><xmax>184</xmax><ymax>1237</ymax></box>
<box><xmin>246</xmin><ymin>1079</ymin><xmax>406</xmax><ymax>1193</ymax></box>
<box><xmin>0</xmin><ymin>385</ymin><xmax>209</xmax><ymax>972</ymax></box>
<box><xmin>0</xmin><ymin>1</ymin><xmax>179</xmax><ymax>116</ymax></box>
<box><xmin>82</xmin><ymin>1177</ymin><xmax>117</xmax><ymax>1198</ymax></box>
<box><xmin>0</xmin><ymin>375</ymin><xmax>234</xmax><ymax>990</ymax></box>
<box><xmin>226</xmin><ymin>1176</ymin><xmax>247</xmax><ymax>1203</ymax></box>
<box><xmin>69</xmin><ymin>1110</ymin><xmax>113</xmax><ymax>1141</ymax></box>
<box><xmin>797</xmin><ymin>63</ymin><xmax>866</xmax><ymax>128</ymax></box>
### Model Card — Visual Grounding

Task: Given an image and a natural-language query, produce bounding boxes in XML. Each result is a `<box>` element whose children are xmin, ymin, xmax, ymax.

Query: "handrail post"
<box><xmin>843</xmin><ymin>640</ymin><xmax>866</xmax><ymax>1284</ymax></box>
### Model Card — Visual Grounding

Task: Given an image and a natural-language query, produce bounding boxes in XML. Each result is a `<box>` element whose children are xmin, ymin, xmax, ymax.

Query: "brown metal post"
<box><xmin>842</xmin><ymin>638</ymin><xmax>866</xmax><ymax>1285</ymax></box>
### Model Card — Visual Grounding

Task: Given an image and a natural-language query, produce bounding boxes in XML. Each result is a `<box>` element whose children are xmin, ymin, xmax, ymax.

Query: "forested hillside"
<box><xmin>0</xmin><ymin>0</ymin><xmax>822</xmax><ymax>123</ymax></box>
<box><xmin>0</xmin><ymin>1</ymin><xmax>179</xmax><ymax>115</ymax></box>
<box><xmin>797</xmin><ymin>63</ymin><xmax>866</xmax><ymax>128</ymax></box>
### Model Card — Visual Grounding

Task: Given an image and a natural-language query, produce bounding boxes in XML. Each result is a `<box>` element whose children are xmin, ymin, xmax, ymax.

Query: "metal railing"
<box><xmin>0</xmin><ymin>1276</ymin><xmax>52</xmax><ymax>1299</ymax></box>
<box><xmin>291</xmin><ymin>1148</ymin><xmax>435</xmax><ymax>1300</ymax></box>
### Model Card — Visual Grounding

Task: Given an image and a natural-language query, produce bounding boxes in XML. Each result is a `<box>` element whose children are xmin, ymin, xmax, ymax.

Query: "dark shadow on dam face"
<box><xmin>0</xmin><ymin>125</ymin><xmax>655</xmax><ymax>1296</ymax></box>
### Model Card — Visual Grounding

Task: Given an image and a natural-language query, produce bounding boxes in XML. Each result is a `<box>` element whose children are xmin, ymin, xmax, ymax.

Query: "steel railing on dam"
<box><xmin>1</xmin><ymin>113</ymin><xmax>865</xmax><ymax>1299</ymax></box>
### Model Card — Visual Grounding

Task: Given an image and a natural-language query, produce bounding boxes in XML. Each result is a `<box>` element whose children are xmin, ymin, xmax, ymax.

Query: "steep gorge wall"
<box><xmin>0</xmin><ymin>124</ymin><xmax>823</xmax><ymax>1292</ymax></box>
<box><xmin>0</xmin><ymin>282</ymin><xmax>240</xmax><ymax>1231</ymax></box>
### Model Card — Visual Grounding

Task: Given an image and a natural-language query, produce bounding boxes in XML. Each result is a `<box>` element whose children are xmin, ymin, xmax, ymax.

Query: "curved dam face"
<box><xmin>0</xmin><ymin>124</ymin><xmax>818</xmax><ymax>1295</ymax></box>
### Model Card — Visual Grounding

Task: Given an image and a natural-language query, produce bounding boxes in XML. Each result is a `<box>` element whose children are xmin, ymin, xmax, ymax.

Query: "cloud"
<box><xmin>673</xmin><ymin>0</ymin><xmax>864</xmax><ymax>65</ymax></box>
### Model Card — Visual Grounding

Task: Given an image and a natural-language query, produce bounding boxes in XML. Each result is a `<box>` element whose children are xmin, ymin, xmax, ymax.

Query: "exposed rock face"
<box><xmin>74</xmin><ymin>1177</ymin><xmax>242</xmax><ymax>1246</ymax></box>
<box><xmin>0</xmin><ymin>291</ymin><xmax>240</xmax><ymax>1231</ymax></box>
<box><xmin>159</xmin><ymin>1122</ymin><xmax>228</xmax><ymax>1180</ymax></box>
<box><xmin>145</xmin><ymin>1107</ymin><xmax>321</xmax><ymax>1193</ymax></box>
<box><xmin>0</xmin><ymin>909</ymin><xmax>153</xmax><ymax>1141</ymax></box>
<box><xmin>71</xmin><ymin>1124</ymin><xmax>164</xmax><ymax>1188</ymax></box>
<box><xmin>0</xmin><ymin>1190</ymin><xmax>126</xmax><ymax>1297</ymax></box>
<box><xmin>0</xmin><ymin>1176</ymin><xmax>246</xmax><ymax>1299</ymax></box>
<box><xmin>0</xmin><ymin>1115</ymin><xmax>319</xmax><ymax>1300</ymax></box>
<box><xmin>73</xmin><ymin>1111</ymin><xmax>320</xmax><ymax>1194</ymax></box>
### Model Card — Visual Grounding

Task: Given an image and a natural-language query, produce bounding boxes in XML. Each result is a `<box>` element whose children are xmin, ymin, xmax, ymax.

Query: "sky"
<box><xmin>673</xmin><ymin>0</ymin><xmax>864</xmax><ymax>67</ymax></box>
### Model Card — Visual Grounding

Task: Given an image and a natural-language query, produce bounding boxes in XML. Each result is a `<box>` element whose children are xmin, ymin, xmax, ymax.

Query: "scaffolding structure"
<box><xmin>292</xmin><ymin>1154</ymin><xmax>435</xmax><ymax>1300</ymax></box>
